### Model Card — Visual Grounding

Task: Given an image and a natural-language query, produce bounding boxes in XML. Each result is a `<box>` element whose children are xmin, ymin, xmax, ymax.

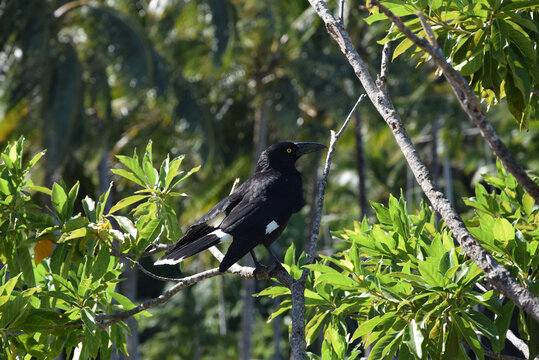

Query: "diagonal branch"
<box><xmin>370</xmin><ymin>0</ymin><xmax>539</xmax><ymax>204</ymax></box>
<box><xmin>306</xmin><ymin>0</ymin><xmax>539</xmax><ymax>322</ymax></box>
<box><xmin>305</xmin><ymin>94</ymin><xmax>365</xmax><ymax>267</ymax></box>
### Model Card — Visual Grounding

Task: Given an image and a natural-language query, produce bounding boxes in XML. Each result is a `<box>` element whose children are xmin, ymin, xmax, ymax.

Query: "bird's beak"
<box><xmin>294</xmin><ymin>142</ymin><xmax>326</xmax><ymax>157</ymax></box>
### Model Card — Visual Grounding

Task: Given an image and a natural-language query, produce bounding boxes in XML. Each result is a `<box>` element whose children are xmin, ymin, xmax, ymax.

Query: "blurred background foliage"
<box><xmin>0</xmin><ymin>0</ymin><xmax>537</xmax><ymax>358</ymax></box>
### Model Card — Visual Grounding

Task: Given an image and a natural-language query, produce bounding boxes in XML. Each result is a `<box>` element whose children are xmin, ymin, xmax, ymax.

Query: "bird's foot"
<box><xmin>253</xmin><ymin>264</ymin><xmax>272</xmax><ymax>280</ymax></box>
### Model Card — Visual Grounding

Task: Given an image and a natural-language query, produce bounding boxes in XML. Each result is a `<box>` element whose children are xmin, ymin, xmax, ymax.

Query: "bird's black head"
<box><xmin>256</xmin><ymin>141</ymin><xmax>326</xmax><ymax>172</ymax></box>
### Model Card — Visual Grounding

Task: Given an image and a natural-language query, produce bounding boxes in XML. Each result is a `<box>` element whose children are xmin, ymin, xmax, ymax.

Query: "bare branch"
<box><xmin>506</xmin><ymin>329</ymin><xmax>529</xmax><ymax>359</ymax></box>
<box><xmin>370</xmin><ymin>0</ymin><xmax>539</xmax><ymax>203</ymax></box>
<box><xmin>305</xmin><ymin>94</ymin><xmax>365</xmax><ymax>266</ymax></box>
<box><xmin>126</xmin><ymin>258</ymin><xmax>184</xmax><ymax>282</ymax></box>
<box><xmin>306</xmin><ymin>0</ymin><xmax>539</xmax><ymax>322</ymax></box>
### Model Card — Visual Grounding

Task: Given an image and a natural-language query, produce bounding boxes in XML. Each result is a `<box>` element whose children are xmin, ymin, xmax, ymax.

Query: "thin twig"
<box><xmin>126</xmin><ymin>258</ymin><xmax>184</xmax><ymax>282</ymax></box>
<box><xmin>305</xmin><ymin>94</ymin><xmax>365</xmax><ymax>267</ymax></box>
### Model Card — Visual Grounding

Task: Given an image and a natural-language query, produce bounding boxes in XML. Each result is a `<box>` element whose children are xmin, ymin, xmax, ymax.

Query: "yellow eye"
<box><xmin>286</xmin><ymin>148</ymin><xmax>292</xmax><ymax>153</ymax></box>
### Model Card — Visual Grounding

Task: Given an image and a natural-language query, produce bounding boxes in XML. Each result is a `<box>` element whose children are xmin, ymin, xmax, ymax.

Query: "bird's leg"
<box><xmin>265</xmin><ymin>245</ymin><xmax>285</xmax><ymax>272</ymax></box>
<box><xmin>251</xmin><ymin>250</ymin><xmax>270</xmax><ymax>280</ymax></box>
<box><xmin>250</xmin><ymin>250</ymin><xmax>262</xmax><ymax>267</ymax></box>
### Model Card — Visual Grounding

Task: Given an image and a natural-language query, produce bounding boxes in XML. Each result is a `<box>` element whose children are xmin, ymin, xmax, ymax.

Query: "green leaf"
<box><xmin>315</xmin><ymin>273</ymin><xmax>357</xmax><ymax>288</ymax></box>
<box><xmin>493</xmin><ymin>218</ymin><xmax>514</xmax><ymax>242</ymax></box>
<box><xmin>418</xmin><ymin>259</ymin><xmax>444</xmax><ymax>287</ymax></box>
<box><xmin>306</xmin><ymin>310</ymin><xmax>328</xmax><ymax>346</ymax></box>
<box><xmin>50</xmin><ymin>243</ymin><xmax>67</xmax><ymax>275</ymax></box>
<box><xmin>96</xmin><ymin>184</ymin><xmax>112</xmax><ymax>219</ymax></box>
<box><xmin>255</xmin><ymin>285</ymin><xmax>290</xmax><ymax>298</ymax></box>
<box><xmin>92</xmin><ymin>246</ymin><xmax>111</xmax><ymax>280</ymax></box>
<box><xmin>371</xmin><ymin>202</ymin><xmax>392</xmax><ymax>226</ymax></box>
<box><xmin>62</xmin><ymin>227</ymin><xmax>92</xmax><ymax>241</ymax></box>
<box><xmin>66</xmin><ymin>181</ymin><xmax>80</xmax><ymax>220</ymax></box>
<box><xmin>168</xmin><ymin>165</ymin><xmax>201</xmax><ymax>190</ymax></box>
<box><xmin>0</xmin><ymin>273</ymin><xmax>21</xmax><ymax>307</ymax></box>
<box><xmin>136</xmin><ymin>217</ymin><xmax>163</xmax><ymax>255</ymax></box>
<box><xmin>0</xmin><ymin>293</ymin><xmax>30</xmax><ymax>328</ymax></box>
<box><xmin>108</xmin><ymin>194</ymin><xmax>149</xmax><ymax>215</ymax></box>
<box><xmin>111</xmin><ymin>292</ymin><xmax>137</xmax><ymax>311</ymax></box>
<box><xmin>393</xmin><ymin>38</ymin><xmax>415</xmax><ymax>60</ymax></box>
<box><xmin>352</xmin><ymin>313</ymin><xmax>396</xmax><ymax>341</ymax></box>
<box><xmin>284</xmin><ymin>243</ymin><xmax>296</xmax><ymax>266</ymax></box>
<box><xmin>18</xmin><ymin>246</ymin><xmax>36</xmax><ymax>287</ymax></box>
<box><xmin>404</xmin><ymin>319</ymin><xmax>423</xmax><ymax>359</ymax></box>
<box><xmin>81</xmin><ymin>308</ymin><xmax>98</xmax><ymax>334</ymax></box>
<box><xmin>453</xmin><ymin>312</ymin><xmax>484</xmax><ymax>360</ymax></box>
<box><xmin>500</xmin><ymin>0</ymin><xmax>539</xmax><ymax>11</ymax></box>
<box><xmin>52</xmin><ymin>183</ymin><xmax>68</xmax><ymax>219</ymax></box>
<box><xmin>115</xmin><ymin>154</ymin><xmax>147</xmax><ymax>187</ymax></box>
<box><xmin>142</xmin><ymin>141</ymin><xmax>156</xmax><ymax>188</ymax></box>
<box><xmin>162</xmin><ymin>202</ymin><xmax>182</xmax><ymax>241</ymax></box>
<box><xmin>463</xmin><ymin>309</ymin><xmax>498</xmax><ymax>341</ymax></box>
<box><xmin>442</xmin><ymin>323</ymin><xmax>468</xmax><ymax>360</ymax></box>
<box><xmin>303</xmin><ymin>263</ymin><xmax>341</xmax><ymax>275</ymax></box>
<box><xmin>24</xmin><ymin>150</ymin><xmax>46</xmax><ymax>172</ymax></box>
<box><xmin>82</xmin><ymin>196</ymin><xmax>96</xmax><ymax>222</ymax></box>
<box><xmin>368</xmin><ymin>328</ymin><xmax>403</xmax><ymax>360</ymax></box>
<box><xmin>504</xmin><ymin>70</ymin><xmax>525</xmax><ymax>121</ymax></box>
<box><xmin>268</xmin><ymin>299</ymin><xmax>292</xmax><ymax>322</ymax></box>
<box><xmin>111</xmin><ymin>168</ymin><xmax>147</xmax><ymax>188</ymax></box>
<box><xmin>64</xmin><ymin>216</ymin><xmax>90</xmax><ymax>232</ymax></box>
<box><xmin>522</xmin><ymin>192</ymin><xmax>535</xmax><ymax>215</ymax></box>
<box><xmin>164</xmin><ymin>155</ymin><xmax>185</xmax><ymax>190</ymax></box>
<box><xmin>113</xmin><ymin>215</ymin><xmax>137</xmax><ymax>239</ymax></box>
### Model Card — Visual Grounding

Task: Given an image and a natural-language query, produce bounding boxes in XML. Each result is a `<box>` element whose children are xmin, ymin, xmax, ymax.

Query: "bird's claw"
<box><xmin>253</xmin><ymin>262</ymin><xmax>286</xmax><ymax>280</ymax></box>
<box><xmin>253</xmin><ymin>264</ymin><xmax>271</xmax><ymax>280</ymax></box>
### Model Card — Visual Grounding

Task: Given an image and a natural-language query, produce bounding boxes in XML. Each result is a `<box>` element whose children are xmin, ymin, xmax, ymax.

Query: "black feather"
<box><xmin>155</xmin><ymin>141</ymin><xmax>325</xmax><ymax>271</ymax></box>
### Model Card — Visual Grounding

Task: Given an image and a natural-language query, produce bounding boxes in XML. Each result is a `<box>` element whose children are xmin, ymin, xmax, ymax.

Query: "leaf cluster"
<box><xmin>259</xmin><ymin>166</ymin><xmax>538</xmax><ymax>359</ymax></box>
<box><xmin>369</xmin><ymin>0</ymin><xmax>538</xmax><ymax>126</ymax></box>
<box><xmin>0</xmin><ymin>138</ymin><xmax>198</xmax><ymax>358</ymax></box>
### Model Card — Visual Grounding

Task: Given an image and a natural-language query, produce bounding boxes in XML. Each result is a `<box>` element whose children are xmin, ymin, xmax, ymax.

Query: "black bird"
<box><xmin>154</xmin><ymin>141</ymin><xmax>325</xmax><ymax>272</ymax></box>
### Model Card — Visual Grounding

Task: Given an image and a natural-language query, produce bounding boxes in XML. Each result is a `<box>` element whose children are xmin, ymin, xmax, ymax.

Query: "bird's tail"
<box><xmin>154</xmin><ymin>233</ymin><xmax>224</xmax><ymax>266</ymax></box>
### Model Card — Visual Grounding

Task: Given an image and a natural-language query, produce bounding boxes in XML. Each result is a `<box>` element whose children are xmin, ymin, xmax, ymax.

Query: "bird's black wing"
<box><xmin>155</xmin><ymin>181</ymin><xmax>250</xmax><ymax>264</ymax></box>
<box><xmin>218</xmin><ymin>174</ymin><xmax>300</xmax><ymax>271</ymax></box>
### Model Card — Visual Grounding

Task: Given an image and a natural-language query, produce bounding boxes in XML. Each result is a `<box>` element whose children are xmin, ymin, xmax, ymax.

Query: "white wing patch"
<box><xmin>211</xmin><ymin>229</ymin><xmax>233</xmax><ymax>242</ymax></box>
<box><xmin>265</xmin><ymin>220</ymin><xmax>279</xmax><ymax>235</ymax></box>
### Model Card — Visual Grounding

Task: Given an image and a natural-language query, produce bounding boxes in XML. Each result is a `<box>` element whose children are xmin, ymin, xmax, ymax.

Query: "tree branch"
<box><xmin>506</xmin><ymin>329</ymin><xmax>529</xmax><ymax>359</ymax></box>
<box><xmin>370</xmin><ymin>0</ymin><xmax>539</xmax><ymax>203</ymax></box>
<box><xmin>306</xmin><ymin>0</ymin><xmax>539</xmax><ymax>322</ymax></box>
<box><xmin>305</xmin><ymin>94</ymin><xmax>365</xmax><ymax>267</ymax></box>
